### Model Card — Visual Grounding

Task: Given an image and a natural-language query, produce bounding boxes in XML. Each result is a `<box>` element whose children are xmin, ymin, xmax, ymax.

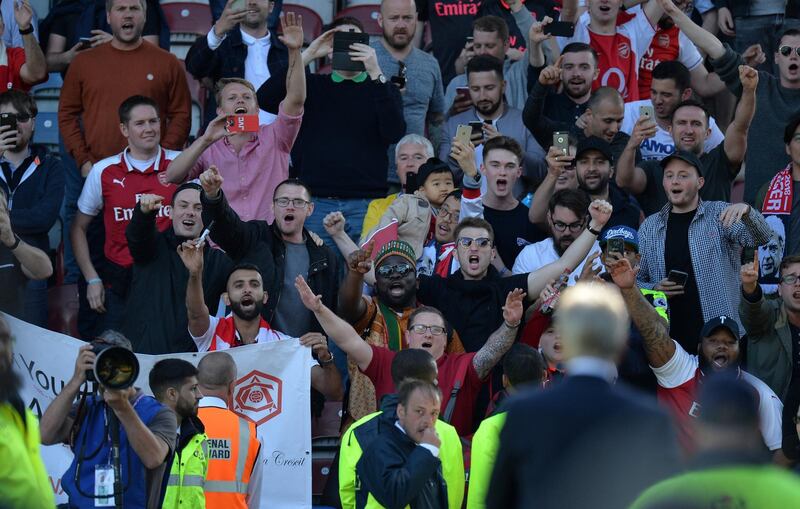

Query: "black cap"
<box><xmin>700</xmin><ymin>315</ymin><xmax>740</xmax><ymax>340</ymax></box>
<box><xmin>660</xmin><ymin>149</ymin><xmax>704</xmax><ymax>177</ymax></box>
<box><xmin>575</xmin><ymin>136</ymin><xmax>614</xmax><ymax>164</ymax></box>
<box><xmin>414</xmin><ymin>157</ymin><xmax>453</xmax><ymax>191</ymax></box>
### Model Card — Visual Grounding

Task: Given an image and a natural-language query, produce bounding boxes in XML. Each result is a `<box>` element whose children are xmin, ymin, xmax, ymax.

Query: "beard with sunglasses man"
<box><xmin>337</xmin><ymin>239</ymin><xmax>466</xmax><ymax>422</ymax></box>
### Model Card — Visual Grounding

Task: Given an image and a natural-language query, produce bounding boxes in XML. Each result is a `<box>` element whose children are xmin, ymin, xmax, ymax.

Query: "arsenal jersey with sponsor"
<box><xmin>653</xmin><ymin>339</ymin><xmax>783</xmax><ymax>453</ymax></box>
<box><xmin>77</xmin><ymin>148</ymin><xmax>178</xmax><ymax>268</ymax></box>
<box><xmin>559</xmin><ymin>7</ymin><xmax>655</xmax><ymax>102</ymax></box>
<box><xmin>638</xmin><ymin>24</ymin><xmax>703</xmax><ymax>99</ymax></box>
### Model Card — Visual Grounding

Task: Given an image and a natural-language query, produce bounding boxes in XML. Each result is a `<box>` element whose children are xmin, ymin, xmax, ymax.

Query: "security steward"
<box><xmin>149</xmin><ymin>359</ymin><xmax>208</xmax><ymax>508</ymax></box>
<box><xmin>197</xmin><ymin>352</ymin><xmax>262</xmax><ymax>507</ymax></box>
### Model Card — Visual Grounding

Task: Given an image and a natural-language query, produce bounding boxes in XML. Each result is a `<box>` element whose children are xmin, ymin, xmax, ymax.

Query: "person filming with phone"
<box><xmin>39</xmin><ymin>330</ymin><xmax>177</xmax><ymax>509</ymax></box>
<box><xmin>636</xmin><ymin>149</ymin><xmax>771</xmax><ymax>352</ymax></box>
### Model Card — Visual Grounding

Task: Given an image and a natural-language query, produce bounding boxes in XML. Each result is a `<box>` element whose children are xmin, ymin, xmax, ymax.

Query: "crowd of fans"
<box><xmin>4</xmin><ymin>0</ymin><xmax>800</xmax><ymax>506</ymax></box>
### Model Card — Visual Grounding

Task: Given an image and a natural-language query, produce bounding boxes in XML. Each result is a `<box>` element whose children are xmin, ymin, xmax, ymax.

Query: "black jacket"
<box><xmin>122</xmin><ymin>205</ymin><xmax>231</xmax><ymax>354</ymax></box>
<box><xmin>356</xmin><ymin>411</ymin><xmax>448</xmax><ymax>509</ymax></box>
<box><xmin>200</xmin><ymin>190</ymin><xmax>338</xmax><ymax>332</ymax></box>
<box><xmin>488</xmin><ymin>375</ymin><xmax>680</xmax><ymax>509</ymax></box>
<box><xmin>0</xmin><ymin>145</ymin><xmax>65</xmax><ymax>251</ymax></box>
<box><xmin>185</xmin><ymin>26</ymin><xmax>288</xmax><ymax>125</ymax></box>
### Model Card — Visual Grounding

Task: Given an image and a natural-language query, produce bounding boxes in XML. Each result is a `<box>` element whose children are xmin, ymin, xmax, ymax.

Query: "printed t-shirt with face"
<box><xmin>558</xmin><ymin>6</ymin><xmax>656</xmax><ymax>102</ymax></box>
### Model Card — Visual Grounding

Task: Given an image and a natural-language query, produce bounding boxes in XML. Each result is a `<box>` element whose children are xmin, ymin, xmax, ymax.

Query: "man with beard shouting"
<box><xmin>178</xmin><ymin>244</ymin><xmax>343</xmax><ymax>401</ymax></box>
<box><xmin>609</xmin><ymin>255</ymin><xmax>783</xmax><ymax>454</ymax></box>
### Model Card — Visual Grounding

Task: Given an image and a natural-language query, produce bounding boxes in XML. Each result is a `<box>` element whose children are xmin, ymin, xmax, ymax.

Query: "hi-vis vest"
<box><xmin>198</xmin><ymin>405</ymin><xmax>260</xmax><ymax>508</ymax></box>
<box><xmin>163</xmin><ymin>431</ymin><xmax>208</xmax><ymax>509</ymax></box>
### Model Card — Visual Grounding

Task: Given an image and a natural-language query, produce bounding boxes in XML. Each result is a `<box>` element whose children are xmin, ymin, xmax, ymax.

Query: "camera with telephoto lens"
<box><xmin>86</xmin><ymin>343</ymin><xmax>140</xmax><ymax>390</ymax></box>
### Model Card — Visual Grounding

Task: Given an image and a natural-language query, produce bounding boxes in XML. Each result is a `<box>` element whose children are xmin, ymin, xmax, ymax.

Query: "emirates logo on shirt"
<box><xmin>617</xmin><ymin>42</ymin><xmax>630</xmax><ymax>59</ymax></box>
<box><xmin>657</xmin><ymin>34</ymin><xmax>671</xmax><ymax>48</ymax></box>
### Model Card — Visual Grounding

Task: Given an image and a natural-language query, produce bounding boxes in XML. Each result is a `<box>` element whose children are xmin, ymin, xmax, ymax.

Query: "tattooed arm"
<box><xmin>608</xmin><ymin>257</ymin><xmax>676</xmax><ymax>368</ymax></box>
<box><xmin>473</xmin><ymin>289</ymin><xmax>526</xmax><ymax>379</ymax></box>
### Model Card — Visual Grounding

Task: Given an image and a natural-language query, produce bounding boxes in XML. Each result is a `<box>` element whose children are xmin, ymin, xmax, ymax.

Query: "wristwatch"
<box><xmin>6</xmin><ymin>234</ymin><xmax>20</xmax><ymax>250</ymax></box>
<box><xmin>587</xmin><ymin>225</ymin><xmax>601</xmax><ymax>236</ymax></box>
<box><xmin>372</xmin><ymin>74</ymin><xmax>387</xmax><ymax>85</ymax></box>
<box><xmin>318</xmin><ymin>352</ymin><xmax>335</xmax><ymax>366</ymax></box>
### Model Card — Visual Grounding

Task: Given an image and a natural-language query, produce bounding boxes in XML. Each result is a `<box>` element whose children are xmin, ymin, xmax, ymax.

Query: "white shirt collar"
<box><xmin>240</xmin><ymin>29</ymin><xmax>271</xmax><ymax>46</ymax></box>
<box><xmin>198</xmin><ymin>396</ymin><xmax>228</xmax><ymax>409</ymax></box>
<box><xmin>565</xmin><ymin>356</ymin><xmax>618</xmax><ymax>383</ymax></box>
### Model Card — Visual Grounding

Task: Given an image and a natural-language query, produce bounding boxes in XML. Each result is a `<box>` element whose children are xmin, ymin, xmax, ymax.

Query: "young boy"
<box><xmin>363</xmin><ymin>158</ymin><xmax>455</xmax><ymax>260</ymax></box>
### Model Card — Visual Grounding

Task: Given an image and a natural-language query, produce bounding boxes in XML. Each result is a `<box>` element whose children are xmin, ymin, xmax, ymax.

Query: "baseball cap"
<box><xmin>414</xmin><ymin>157</ymin><xmax>453</xmax><ymax>192</ymax></box>
<box><xmin>599</xmin><ymin>225</ymin><xmax>639</xmax><ymax>252</ymax></box>
<box><xmin>660</xmin><ymin>149</ymin><xmax>704</xmax><ymax>177</ymax></box>
<box><xmin>575</xmin><ymin>136</ymin><xmax>613</xmax><ymax>164</ymax></box>
<box><xmin>700</xmin><ymin>315</ymin><xmax>740</xmax><ymax>340</ymax></box>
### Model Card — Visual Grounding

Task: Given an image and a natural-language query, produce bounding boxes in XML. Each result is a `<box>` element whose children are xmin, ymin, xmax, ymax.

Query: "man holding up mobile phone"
<box><xmin>636</xmin><ymin>149</ymin><xmax>772</xmax><ymax>352</ymax></box>
<box><xmin>167</xmin><ymin>12</ymin><xmax>306</xmax><ymax>225</ymax></box>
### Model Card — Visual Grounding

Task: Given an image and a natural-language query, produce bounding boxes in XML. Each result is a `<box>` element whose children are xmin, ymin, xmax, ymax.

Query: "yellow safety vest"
<box><xmin>0</xmin><ymin>402</ymin><xmax>56</xmax><ymax>509</ymax></box>
<box><xmin>466</xmin><ymin>412</ymin><xmax>506</xmax><ymax>509</ymax></box>
<box><xmin>162</xmin><ymin>431</ymin><xmax>209</xmax><ymax>509</ymax></box>
<box><xmin>340</xmin><ymin>411</ymin><xmax>464</xmax><ymax>509</ymax></box>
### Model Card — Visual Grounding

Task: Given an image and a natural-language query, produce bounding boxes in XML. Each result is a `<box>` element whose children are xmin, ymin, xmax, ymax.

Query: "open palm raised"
<box><xmin>279</xmin><ymin>12</ymin><xmax>305</xmax><ymax>50</ymax></box>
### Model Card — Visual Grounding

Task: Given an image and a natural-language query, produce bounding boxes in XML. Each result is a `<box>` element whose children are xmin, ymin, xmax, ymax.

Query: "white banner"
<box><xmin>5</xmin><ymin>313</ymin><xmax>312</xmax><ymax>508</ymax></box>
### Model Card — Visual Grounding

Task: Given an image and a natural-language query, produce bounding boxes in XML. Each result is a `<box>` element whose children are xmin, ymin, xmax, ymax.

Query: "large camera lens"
<box><xmin>88</xmin><ymin>344</ymin><xmax>139</xmax><ymax>390</ymax></box>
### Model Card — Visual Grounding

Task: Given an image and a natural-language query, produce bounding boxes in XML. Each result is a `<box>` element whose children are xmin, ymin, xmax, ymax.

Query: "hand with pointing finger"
<box><xmin>200</xmin><ymin>166</ymin><xmax>224</xmax><ymax>199</ymax></box>
<box><xmin>539</xmin><ymin>56</ymin><xmax>563</xmax><ymax>86</ymax></box>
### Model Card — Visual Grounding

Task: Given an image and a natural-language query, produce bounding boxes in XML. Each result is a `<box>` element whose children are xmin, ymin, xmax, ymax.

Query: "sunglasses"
<box><xmin>457</xmin><ymin>236</ymin><xmax>492</xmax><ymax>248</ymax></box>
<box><xmin>376</xmin><ymin>262</ymin><xmax>414</xmax><ymax>277</ymax></box>
<box><xmin>779</xmin><ymin>45</ymin><xmax>800</xmax><ymax>57</ymax></box>
<box><xmin>2</xmin><ymin>112</ymin><xmax>32</xmax><ymax>122</ymax></box>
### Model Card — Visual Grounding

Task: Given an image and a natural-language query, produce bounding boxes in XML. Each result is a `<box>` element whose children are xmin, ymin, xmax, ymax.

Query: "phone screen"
<box><xmin>668</xmin><ymin>270</ymin><xmax>689</xmax><ymax>286</ymax></box>
<box><xmin>607</xmin><ymin>238</ymin><xmax>625</xmax><ymax>258</ymax></box>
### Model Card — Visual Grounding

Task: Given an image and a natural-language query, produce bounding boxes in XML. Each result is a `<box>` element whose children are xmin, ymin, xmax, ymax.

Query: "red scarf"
<box><xmin>762</xmin><ymin>164</ymin><xmax>793</xmax><ymax>215</ymax></box>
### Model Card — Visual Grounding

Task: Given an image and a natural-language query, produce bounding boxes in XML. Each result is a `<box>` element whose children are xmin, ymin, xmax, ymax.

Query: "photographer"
<box><xmin>39</xmin><ymin>331</ymin><xmax>176</xmax><ymax>509</ymax></box>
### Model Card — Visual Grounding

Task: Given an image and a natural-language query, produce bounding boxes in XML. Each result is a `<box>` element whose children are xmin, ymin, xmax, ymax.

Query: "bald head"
<box><xmin>379</xmin><ymin>0</ymin><xmax>417</xmax><ymax>50</ymax></box>
<box><xmin>585</xmin><ymin>87</ymin><xmax>625</xmax><ymax>142</ymax></box>
<box><xmin>555</xmin><ymin>282</ymin><xmax>629</xmax><ymax>361</ymax></box>
<box><xmin>198</xmin><ymin>352</ymin><xmax>237</xmax><ymax>390</ymax></box>
<box><xmin>587</xmin><ymin>87</ymin><xmax>624</xmax><ymax>110</ymax></box>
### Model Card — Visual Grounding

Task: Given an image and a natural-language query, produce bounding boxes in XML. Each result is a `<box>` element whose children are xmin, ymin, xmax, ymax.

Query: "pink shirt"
<box><xmin>189</xmin><ymin>102</ymin><xmax>302</xmax><ymax>223</ymax></box>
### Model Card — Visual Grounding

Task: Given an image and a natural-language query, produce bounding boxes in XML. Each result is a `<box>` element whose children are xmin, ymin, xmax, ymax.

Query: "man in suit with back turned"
<box><xmin>487</xmin><ymin>281</ymin><xmax>681</xmax><ymax>509</ymax></box>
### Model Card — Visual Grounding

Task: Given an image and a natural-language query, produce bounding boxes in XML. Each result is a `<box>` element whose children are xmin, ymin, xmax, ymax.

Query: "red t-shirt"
<box><xmin>558</xmin><ymin>7</ymin><xmax>655</xmax><ymax>102</ymax></box>
<box><xmin>362</xmin><ymin>345</ymin><xmax>484</xmax><ymax>436</ymax></box>
<box><xmin>637</xmin><ymin>25</ymin><xmax>703</xmax><ymax>99</ymax></box>
<box><xmin>0</xmin><ymin>47</ymin><xmax>28</xmax><ymax>91</ymax></box>
<box><xmin>77</xmin><ymin>148</ymin><xmax>178</xmax><ymax>267</ymax></box>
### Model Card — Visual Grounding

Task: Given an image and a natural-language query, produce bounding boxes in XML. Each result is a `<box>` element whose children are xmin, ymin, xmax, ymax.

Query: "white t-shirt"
<box><xmin>511</xmin><ymin>237</ymin><xmax>602</xmax><ymax>283</ymax></box>
<box><xmin>621</xmin><ymin>99</ymin><xmax>725</xmax><ymax>161</ymax></box>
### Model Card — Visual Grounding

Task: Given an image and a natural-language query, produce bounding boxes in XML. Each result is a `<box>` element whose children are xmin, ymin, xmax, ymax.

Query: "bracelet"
<box><xmin>318</xmin><ymin>352</ymin><xmax>334</xmax><ymax>365</ymax></box>
<box><xmin>19</xmin><ymin>25</ymin><xmax>33</xmax><ymax>35</ymax></box>
<box><xmin>504</xmin><ymin>319</ymin><xmax>521</xmax><ymax>329</ymax></box>
<box><xmin>6</xmin><ymin>234</ymin><xmax>20</xmax><ymax>251</ymax></box>
<box><xmin>87</xmin><ymin>278</ymin><xmax>103</xmax><ymax>285</ymax></box>
<box><xmin>587</xmin><ymin>225</ymin><xmax>601</xmax><ymax>236</ymax></box>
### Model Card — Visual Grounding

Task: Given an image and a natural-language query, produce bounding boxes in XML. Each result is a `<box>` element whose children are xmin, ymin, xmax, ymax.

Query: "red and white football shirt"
<box><xmin>77</xmin><ymin>147</ymin><xmax>179</xmax><ymax>268</ymax></box>
<box><xmin>653</xmin><ymin>339</ymin><xmax>783</xmax><ymax>453</ymax></box>
<box><xmin>638</xmin><ymin>24</ymin><xmax>703</xmax><ymax>99</ymax></box>
<box><xmin>558</xmin><ymin>6</ymin><xmax>656</xmax><ymax>102</ymax></box>
<box><xmin>192</xmin><ymin>314</ymin><xmax>293</xmax><ymax>352</ymax></box>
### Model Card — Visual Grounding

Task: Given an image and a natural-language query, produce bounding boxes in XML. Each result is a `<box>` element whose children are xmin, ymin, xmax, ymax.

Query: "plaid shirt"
<box><xmin>637</xmin><ymin>200</ymin><xmax>771</xmax><ymax>335</ymax></box>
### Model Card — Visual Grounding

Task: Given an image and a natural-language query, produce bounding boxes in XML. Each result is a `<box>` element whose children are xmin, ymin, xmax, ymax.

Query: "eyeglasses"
<box><xmin>409</xmin><ymin>324</ymin><xmax>446</xmax><ymax>336</ymax></box>
<box><xmin>780</xmin><ymin>274</ymin><xmax>800</xmax><ymax>285</ymax></box>
<box><xmin>439</xmin><ymin>205</ymin><xmax>458</xmax><ymax>219</ymax></box>
<box><xmin>376</xmin><ymin>262</ymin><xmax>414</xmax><ymax>277</ymax></box>
<box><xmin>552</xmin><ymin>220</ymin><xmax>584</xmax><ymax>233</ymax></box>
<box><xmin>457</xmin><ymin>236</ymin><xmax>492</xmax><ymax>248</ymax></box>
<box><xmin>273</xmin><ymin>197</ymin><xmax>310</xmax><ymax>208</ymax></box>
<box><xmin>779</xmin><ymin>45</ymin><xmax>800</xmax><ymax>57</ymax></box>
